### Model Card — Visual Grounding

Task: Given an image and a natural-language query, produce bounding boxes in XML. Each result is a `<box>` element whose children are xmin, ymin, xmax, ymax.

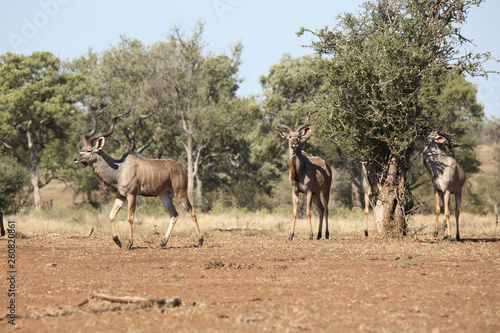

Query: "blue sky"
<box><xmin>1</xmin><ymin>0</ymin><xmax>499</xmax><ymax>118</ymax></box>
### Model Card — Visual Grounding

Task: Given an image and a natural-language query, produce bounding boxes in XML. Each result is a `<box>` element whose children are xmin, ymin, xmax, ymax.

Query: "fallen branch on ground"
<box><xmin>70</xmin><ymin>227</ymin><xmax>94</xmax><ymax>239</ymax></box>
<box><xmin>407</xmin><ymin>224</ymin><xmax>429</xmax><ymax>235</ymax></box>
<box><xmin>7</xmin><ymin>227</ymin><xmax>94</xmax><ymax>239</ymax></box>
<box><xmin>76</xmin><ymin>292</ymin><xmax>182</xmax><ymax>308</ymax></box>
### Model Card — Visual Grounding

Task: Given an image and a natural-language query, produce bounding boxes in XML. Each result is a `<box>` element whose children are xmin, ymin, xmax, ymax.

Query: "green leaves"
<box><xmin>0</xmin><ymin>52</ymin><xmax>78</xmax><ymax>161</ymax></box>
<box><xmin>0</xmin><ymin>52</ymin><xmax>82</xmax><ymax>208</ymax></box>
<box><xmin>0</xmin><ymin>156</ymin><xmax>29</xmax><ymax>214</ymax></box>
<box><xmin>304</xmin><ymin>0</ymin><xmax>488</xmax><ymax>165</ymax></box>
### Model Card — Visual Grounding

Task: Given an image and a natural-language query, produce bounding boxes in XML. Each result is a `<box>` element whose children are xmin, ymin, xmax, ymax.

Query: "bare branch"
<box><xmin>76</xmin><ymin>293</ymin><xmax>181</xmax><ymax>308</ymax></box>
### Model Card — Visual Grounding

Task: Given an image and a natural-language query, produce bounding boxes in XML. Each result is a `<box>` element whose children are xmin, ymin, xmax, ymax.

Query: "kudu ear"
<box><xmin>301</xmin><ymin>126</ymin><xmax>311</xmax><ymax>137</ymax></box>
<box><xmin>95</xmin><ymin>137</ymin><xmax>106</xmax><ymax>150</ymax></box>
<box><xmin>300</xmin><ymin>126</ymin><xmax>312</xmax><ymax>142</ymax></box>
<box><xmin>435</xmin><ymin>135</ymin><xmax>446</xmax><ymax>144</ymax></box>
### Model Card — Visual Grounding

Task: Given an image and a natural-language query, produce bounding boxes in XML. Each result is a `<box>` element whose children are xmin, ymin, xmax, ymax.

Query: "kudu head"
<box><xmin>424</xmin><ymin>127</ymin><xmax>473</xmax><ymax>152</ymax></box>
<box><xmin>74</xmin><ymin>110</ymin><xmax>127</xmax><ymax>166</ymax></box>
<box><xmin>268</xmin><ymin>112</ymin><xmax>311</xmax><ymax>155</ymax></box>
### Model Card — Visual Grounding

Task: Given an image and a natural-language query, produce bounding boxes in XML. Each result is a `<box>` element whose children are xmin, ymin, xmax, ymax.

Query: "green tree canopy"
<box><xmin>0</xmin><ymin>52</ymin><xmax>80</xmax><ymax>209</ymax></box>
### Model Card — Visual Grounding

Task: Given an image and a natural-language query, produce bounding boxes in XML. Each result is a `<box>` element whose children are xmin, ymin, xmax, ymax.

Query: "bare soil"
<box><xmin>1</xmin><ymin>231</ymin><xmax>499</xmax><ymax>332</ymax></box>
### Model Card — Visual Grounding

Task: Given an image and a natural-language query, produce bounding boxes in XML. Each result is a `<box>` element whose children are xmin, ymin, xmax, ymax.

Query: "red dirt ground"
<box><xmin>1</xmin><ymin>231</ymin><xmax>499</xmax><ymax>332</ymax></box>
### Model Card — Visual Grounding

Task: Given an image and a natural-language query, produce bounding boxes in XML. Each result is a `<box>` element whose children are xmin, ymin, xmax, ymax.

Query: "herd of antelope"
<box><xmin>74</xmin><ymin>111</ymin><xmax>472</xmax><ymax>249</ymax></box>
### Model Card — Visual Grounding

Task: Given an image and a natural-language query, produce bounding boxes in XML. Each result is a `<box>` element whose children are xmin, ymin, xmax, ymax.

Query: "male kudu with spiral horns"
<box><xmin>74</xmin><ymin>110</ymin><xmax>203</xmax><ymax>250</ymax></box>
<box><xmin>423</xmin><ymin>127</ymin><xmax>472</xmax><ymax>241</ymax></box>
<box><xmin>269</xmin><ymin>112</ymin><xmax>332</xmax><ymax>240</ymax></box>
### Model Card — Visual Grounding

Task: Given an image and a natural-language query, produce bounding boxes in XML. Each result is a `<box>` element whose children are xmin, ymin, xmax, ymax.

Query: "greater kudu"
<box><xmin>423</xmin><ymin>128</ymin><xmax>472</xmax><ymax>241</ymax></box>
<box><xmin>74</xmin><ymin>111</ymin><xmax>203</xmax><ymax>250</ymax></box>
<box><xmin>269</xmin><ymin>112</ymin><xmax>333</xmax><ymax>240</ymax></box>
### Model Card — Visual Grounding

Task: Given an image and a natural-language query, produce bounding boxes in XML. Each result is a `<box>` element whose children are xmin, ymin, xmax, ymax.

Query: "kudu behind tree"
<box><xmin>422</xmin><ymin>127</ymin><xmax>472</xmax><ymax>241</ymax></box>
<box><xmin>269</xmin><ymin>112</ymin><xmax>332</xmax><ymax>240</ymax></box>
<box><xmin>74</xmin><ymin>111</ymin><xmax>203</xmax><ymax>250</ymax></box>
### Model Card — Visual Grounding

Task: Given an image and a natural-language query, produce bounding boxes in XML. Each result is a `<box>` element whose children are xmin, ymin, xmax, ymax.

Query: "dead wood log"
<box><xmin>69</xmin><ymin>227</ymin><xmax>94</xmax><ymax>239</ymax></box>
<box><xmin>11</xmin><ymin>227</ymin><xmax>93</xmax><ymax>239</ymax></box>
<box><xmin>76</xmin><ymin>292</ymin><xmax>181</xmax><ymax>308</ymax></box>
<box><xmin>14</xmin><ymin>231</ymin><xmax>61</xmax><ymax>238</ymax></box>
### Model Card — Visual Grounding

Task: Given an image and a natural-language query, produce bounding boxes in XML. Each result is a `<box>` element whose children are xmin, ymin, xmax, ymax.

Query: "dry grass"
<box><xmin>6</xmin><ymin>204</ymin><xmax>498</xmax><ymax>242</ymax></box>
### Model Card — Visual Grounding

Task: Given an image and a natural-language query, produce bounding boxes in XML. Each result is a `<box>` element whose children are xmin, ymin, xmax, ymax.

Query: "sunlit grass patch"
<box><xmin>5</xmin><ymin>204</ymin><xmax>498</xmax><ymax>241</ymax></box>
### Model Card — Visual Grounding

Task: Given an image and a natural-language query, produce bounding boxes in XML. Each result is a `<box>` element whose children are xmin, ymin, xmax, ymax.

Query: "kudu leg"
<box><xmin>323</xmin><ymin>189</ymin><xmax>330</xmax><ymax>240</ymax></box>
<box><xmin>312</xmin><ymin>193</ymin><xmax>324</xmax><ymax>240</ymax></box>
<box><xmin>455</xmin><ymin>192</ymin><xmax>462</xmax><ymax>242</ymax></box>
<box><xmin>109</xmin><ymin>198</ymin><xmax>125</xmax><ymax>248</ymax></box>
<box><xmin>306</xmin><ymin>191</ymin><xmax>314</xmax><ymax>240</ymax></box>
<box><xmin>433</xmin><ymin>191</ymin><xmax>440</xmax><ymax>239</ymax></box>
<box><xmin>443</xmin><ymin>191</ymin><xmax>451</xmax><ymax>240</ymax></box>
<box><xmin>364</xmin><ymin>193</ymin><xmax>369</xmax><ymax>237</ymax></box>
<box><xmin>158</xmin><ymin>194</ymin><xmax>179</xmax><ymax>249</ymax></box>
<box><xmin>178</xmin><ymin>195</ymin><xmax>203</xmax><ymax>247</ymax></box>
<box><xmin>289</xmin><ymin>190</ymin><xmax>300</xmax><ymax>240</ymax></box>
<box><xmin>125</xmin><ymin>194</ymin><xmax>136</xmax><ymax>250</ymax></box>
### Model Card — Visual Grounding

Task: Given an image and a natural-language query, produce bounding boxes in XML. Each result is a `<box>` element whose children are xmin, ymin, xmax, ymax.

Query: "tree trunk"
<box><xmin>373</xmin><ymin>156</ymin><xmax>407</xmax><ymax>236</ymax></box>
<box><xmin>25</xmin><ymin>120</ymin><xmax>42</xmax><ymax>210</ymax></box>
<box><xmin>196</xmin><ymin>173</ymin><xmax>203</xmax><ymax>209</ymax></box>
<box><xmin>29</xmin><ymin>145</ymin><xmax>42</xmax><ymax>210</ymax></box>
<box><xmin>30</xmin><ymin>168</ymin><xmax>41</xmax><ymax>210</ymax></box>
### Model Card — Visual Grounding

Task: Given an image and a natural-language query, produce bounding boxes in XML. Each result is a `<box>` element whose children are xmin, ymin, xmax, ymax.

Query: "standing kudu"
<box><xmin>423</xmin><ymin>128</ymin><xmax>472</xmax><ymax>241</ymax></box>
<box><xmin>74</xmin><ymin>111</ymin><xmax>203</xmax><ymax>250</ymax></box>
<box><xmin>269</xmin><ymin>112</ymin><xmax>333</xmax><ymax>240</ymax></box>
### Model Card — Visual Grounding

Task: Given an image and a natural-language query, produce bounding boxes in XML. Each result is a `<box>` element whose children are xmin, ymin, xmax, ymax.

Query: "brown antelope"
<box><xmin>74</xmin><ymin>111</ymin><xmax>203</xmax><ymax>250</ymax></box>
<box><xmin>269</xmin><ymin>112</ymin><xmax>332</xmax><ymax>240</ymax></box>
<box><xmin>423</xmin><ymin>127</ymin><xmax>472</xmax><ymax>241</ymax></box>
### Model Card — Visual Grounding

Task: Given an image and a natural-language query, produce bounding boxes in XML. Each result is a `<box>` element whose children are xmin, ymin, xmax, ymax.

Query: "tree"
<box><xmin>0</xmin><ymin>52</ymin><xmax>79</xmax><ymax>209</ymax></box>
<box><xmin>149</xmin><ymin>23</ymin><xmax>243</xmax><ymax>205</ymax></box>
<box><xmin>300</xmin><ymin>0</ymin><xmax>492</xmax><ymax>235</ymax></box>
<box><xmin>69</xmin><ymin>39</ymin><xmax>164</xmax><ymax>155</ymax></box>
<box><xmin>0</xmin><ymin>156</ymin><xmax>29</xmax><ymax>214</ymax></box>
<box><xmin>65</xmin><ymin>24</ymin><xmax>254</xmax><ymax>210</ymax></box>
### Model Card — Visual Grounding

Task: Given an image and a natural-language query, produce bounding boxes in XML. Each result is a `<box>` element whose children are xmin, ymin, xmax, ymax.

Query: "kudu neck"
<box><xmin>288</xmin><ymin>147</ymin><xmax>307</xmax><ymax>166</ymax></box>
<box><xmin>288</xmin><ymin>146</ymin><xmax>303</xmax><ymax>158</ymax></box>
<box><xmin>90</xmin><ymin>151</ymin><xmax>127</xmax><ymax>191</ymax></box>
<box><xmin>424</xmin><ymin>140</ymin><xmax>446</xmax><ymax>156</ymax></box>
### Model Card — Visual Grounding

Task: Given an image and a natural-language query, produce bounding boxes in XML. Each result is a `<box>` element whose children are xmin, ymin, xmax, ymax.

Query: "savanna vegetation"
<box><xmin>1</xmin><ymin>0</ymin><xmax>499</xmax><ymax>238</ymax></box>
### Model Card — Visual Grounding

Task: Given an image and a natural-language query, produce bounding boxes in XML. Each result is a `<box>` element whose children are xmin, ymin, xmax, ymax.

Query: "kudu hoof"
<box><xmin>197</xmin><ymin>237</ymin><xmax>204</xmax><ymax>247</ymax></box>
<box><xmin>288</xmin><ymin>233</ymin><xmax>294</xmax><ymax>241</ymax></box>
<box><xmin>316</xmin><ymin>233</ymin><xmax>322</xmax><ymax>240</ymax></box>
<box><xmin>125</xmin><ymin>240</ymin><xmax>133</xmax><ymax>250</ymax></box>
<box><xmin>325</xmin><ymin>231</ymin><xmax>330</xmax><ymax>240</ymax></box>
<box><xmin>309</xmin><ymin>234</ymin><xmax>314</xmax><ymax>240</ymax></box>
<box><xmin>156</xmin><ymin>238</ymin><xmax>168</xmax><ymax>249</ymax></box>
<box><xmin>433</xmin><ymin>232</ymin><xmax>439</xmax><ymax>239</ymax></box>
<box><xmin>113</xmin><ymin>236</ymin><xmax>122</xmax><ymax>248</ymax></box>
<box><xmin>364</xmin><ymin>230</ymin><xmax>368</xmax><ymax>237</ymax></box>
